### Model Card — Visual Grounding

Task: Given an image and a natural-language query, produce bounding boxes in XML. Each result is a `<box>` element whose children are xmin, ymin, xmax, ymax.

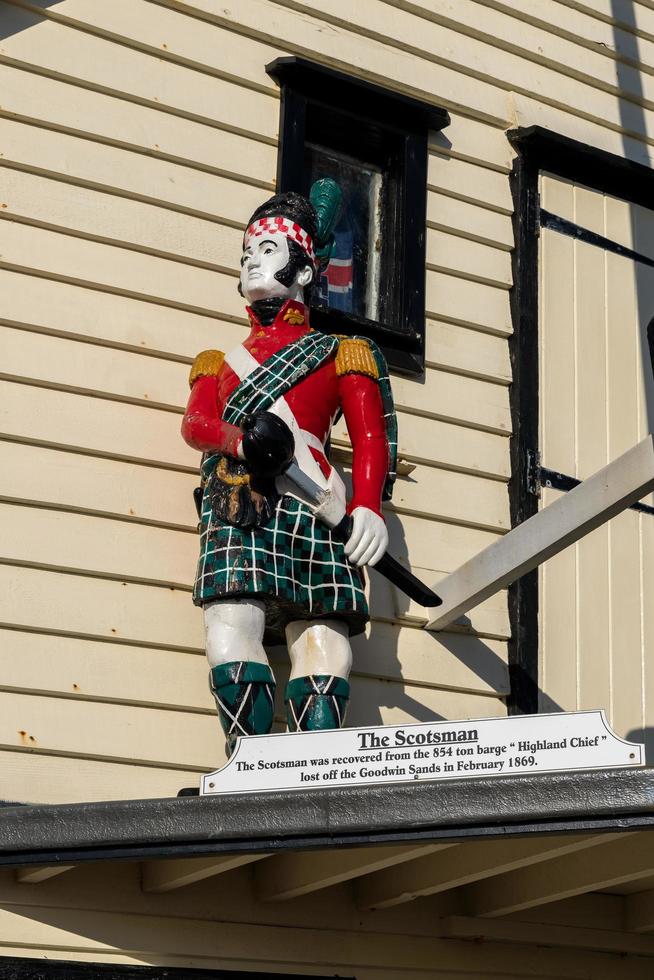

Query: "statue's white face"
<box><xmin>240</xmin><ymin>234</ymin><xmax>313</xmax><ymax>303</ymax></box>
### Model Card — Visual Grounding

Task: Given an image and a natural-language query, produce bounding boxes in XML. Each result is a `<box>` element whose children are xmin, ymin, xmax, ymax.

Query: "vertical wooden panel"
<box><xmin>633</xmin><ymin>202</ymin><xmax>654</xmax><ymax>503</ymax></box>
<box><xmin>539</xmin><ymin>176</ymin><xmax>654</xmax><ymax>745</ymax></box>
<box><xmin>538</xmin><ymin>175</ymin><xmax>578</xmax><ymax>711</ymax></box>
<box><xmin>632</xmin><ymin>202</ymin><xmax>654</xmax><ymax>752</ymax></box>
<box><xmin>571</xmin><ymin>187</ymin><xmax>611</xmax><ymax>716</ymax></box>
<box><xmin>641</xmin><ymin>513</ymin><xmax>654</xmax><ymax>757</ymax></box>
<box><xmin>605</xmin><ymin>196</ymin><xmax>644</xmax><ymax>741</ymax></box>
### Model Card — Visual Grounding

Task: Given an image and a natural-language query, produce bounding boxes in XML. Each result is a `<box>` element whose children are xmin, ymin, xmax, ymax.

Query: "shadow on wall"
<box><xmin>612</xmin><ymin>1</ymin><xmax>654</xmax><ymax>433</ymax></box>
<box><xmin>356</xmin><ymin>511</ymin><xmax>564</xmax><ymax>726</ymax></box>
<box><xmin>346</xmin><ymin>509</ymin><xmax>448</xmax><ymax>727</ymax></box>
<box><xmin>0</xmin><ymin>1</ymin><xmax>64</xmax><ymax>42</ymax></box>
<box><xmin>626</xmin><ymin>727</ymin><xmax>654</xmax><ymax>760</ymax></box>
<box><xmin>613</xmin><ymin>2</ymin><xmax>654</xmax><ymax>748</ymax></box>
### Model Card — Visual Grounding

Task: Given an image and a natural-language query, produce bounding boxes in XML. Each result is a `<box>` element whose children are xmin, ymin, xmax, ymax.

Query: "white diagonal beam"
<box><xmin>466</xmin><ymin>832</ymin><xmax>652</xmax><ymax>917</ymax></box>
<box><xmin>426</xmin><ymin>435</ymin><xmax>654</xmax><ymax>629</ymax></box>
<box><xmin>142</xmin><ymin>853</ymin><xmax>268</xmax><ymax>893</ymax></box>
<box><xmin>15</xmin><ymin>865</ymin><xmax>75</xmax><ymax>884</ymax></box>
<box><xmin>256</xmin><ymin>843</ymin><xmax>449</xmax><ymax>902</ymax></box>
<box><xmin>355</xmin><ymin>834</ymin><xmax>609</xmax><ymax>910</ymax></box>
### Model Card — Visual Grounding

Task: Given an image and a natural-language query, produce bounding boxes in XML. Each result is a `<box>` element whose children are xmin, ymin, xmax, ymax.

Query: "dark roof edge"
<box><xmin>2</xmin><ymin>768</ymin><xmax>653</xmax><ymax>867</ymax></box>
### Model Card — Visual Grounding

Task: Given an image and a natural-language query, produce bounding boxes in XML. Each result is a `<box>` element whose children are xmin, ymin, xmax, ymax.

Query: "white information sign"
<box><xmin>201</xmin><ymin>710</ymin><xmax>645</xmax><ymax>796</ymax></box>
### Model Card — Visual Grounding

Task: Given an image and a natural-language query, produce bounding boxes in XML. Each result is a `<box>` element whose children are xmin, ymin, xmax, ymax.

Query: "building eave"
<box><xmin>1</xmin><ymin>768</ymin><xmax>653</xmax><ymax>868</ymax></box>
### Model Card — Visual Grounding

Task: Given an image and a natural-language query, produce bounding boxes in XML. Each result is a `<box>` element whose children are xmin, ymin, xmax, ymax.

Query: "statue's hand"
<box><xmin>241</xmin><ymin>411</ymin><xmax>295</xmax><ymax>478</ymax></box>
<box><xmin>344</xmin><ymin>507</ymin><xmax>388</xmax><ymax>567</ymax></box>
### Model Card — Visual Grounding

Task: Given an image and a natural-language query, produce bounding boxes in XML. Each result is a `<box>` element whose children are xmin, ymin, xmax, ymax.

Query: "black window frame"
<box><xmin>508</xmin><ymin>125</ymin><xmax>654</xmax><ymax>715</ymax></box>
<box><xmin>266</xmin><ymin>57</ymin><xmax>450</xmax><ymax>376</ymax></box>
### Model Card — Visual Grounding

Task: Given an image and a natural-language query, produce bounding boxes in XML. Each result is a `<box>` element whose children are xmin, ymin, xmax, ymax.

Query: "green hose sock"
<box><xmin>285</xmin><ymin>674</ymin><xmax>350</xmax><ymax>732</ymax></box>
<box><xmin>209</xmin><ymin>661</ymin><xmax>276</xmax><ymax>749</ymax></box>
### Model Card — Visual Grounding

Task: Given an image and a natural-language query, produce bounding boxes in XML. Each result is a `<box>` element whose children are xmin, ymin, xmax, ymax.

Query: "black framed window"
<box><xmin>266</xmin><ymin>57</ymin><xmax>450</xmax><ymax>376</ymax></box>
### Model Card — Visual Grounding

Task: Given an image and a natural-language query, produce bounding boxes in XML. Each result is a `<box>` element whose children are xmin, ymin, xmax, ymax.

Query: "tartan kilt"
<box><xmin>193</xmin><ymin>478</ymin><xmax>369</xmax><ymax>644</ymax></box>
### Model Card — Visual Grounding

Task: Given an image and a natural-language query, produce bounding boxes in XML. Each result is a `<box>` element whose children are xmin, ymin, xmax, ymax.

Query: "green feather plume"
<box><xmin>310</xmin><ymin>178</ymin><xmax>342</xmax><ymax>268</ymax></box>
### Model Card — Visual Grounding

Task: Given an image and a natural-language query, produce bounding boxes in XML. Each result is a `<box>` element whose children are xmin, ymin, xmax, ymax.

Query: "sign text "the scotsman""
<box><xmin>357</xmin><ymin>726</ymin><xmax>478</xmax><ymax>750</ymax></box>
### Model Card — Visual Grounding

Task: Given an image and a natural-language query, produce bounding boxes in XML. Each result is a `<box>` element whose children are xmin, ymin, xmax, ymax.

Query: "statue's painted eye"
<box><xmin>240</xmin><ymin>254</ymin><xmax>249</xmax><ymax>267</ymax></box>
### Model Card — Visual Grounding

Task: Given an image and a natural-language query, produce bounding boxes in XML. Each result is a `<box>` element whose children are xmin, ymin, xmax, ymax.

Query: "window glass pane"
<box><xmin>305</xmin><ymin>143</ymin><xmax>382</xmax><ymax>321</ymax></box>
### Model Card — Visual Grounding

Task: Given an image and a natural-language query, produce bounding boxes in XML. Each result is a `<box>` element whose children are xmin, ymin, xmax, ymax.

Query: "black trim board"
<box><xmin>0</xmin><ymin>961</ymin><xmax>343</xmax><ymax>980</ymax></box>
<box><xmin>0</xmin><ymin>768</ymin><xmax>652</xmax><ymax>867</ymax></box>
<box><xmin>507</xmin><ymin>146</ymin><xmax>540</xmax><ymax>716</ymax></box>
<box><xmin>507</xmin><ymin>126</ymin><xmax>654</xmax><ymax>716</ymax></box>
<box><xmin>540</xmin><ymin>209</ymin><xmax>654</xmax><ymax>269</ymax></box>
<box><xmin>539</xmin><ymin>465</ymin><xmax>654</xmax><ymax>517</ymax></box>
<box><xmin>509</xmin><ymin>126</ymin><xmax>654</xmax><ymax>207</ymax></box>
<box><xmin>266</xmin><ymin>57</ymin><xmax>450</xmax><ymax>135</ymax></box>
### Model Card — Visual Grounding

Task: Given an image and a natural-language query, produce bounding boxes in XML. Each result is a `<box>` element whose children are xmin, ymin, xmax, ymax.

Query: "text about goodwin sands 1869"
<box><xmin>201</xmin><ymin>710</ymin><xmax>644</xmax><ymax>795</ymax></box>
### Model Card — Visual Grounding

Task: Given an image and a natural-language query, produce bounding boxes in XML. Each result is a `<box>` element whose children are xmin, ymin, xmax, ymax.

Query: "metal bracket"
<box><xmin>526</xmin><ymin>448</ymin><xmax>654</xmax><ymax>516</ymax></box>
<box><xmin>526</xmin><ymin>448</ymin><xmax>541</xmax><ymax>498</ymax></box>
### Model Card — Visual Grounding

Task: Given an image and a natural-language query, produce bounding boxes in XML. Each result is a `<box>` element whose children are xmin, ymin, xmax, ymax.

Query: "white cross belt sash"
<box><xmin>225</xmin><ymin>344</ymin><xmax>347</xmax><ymax>526</ymax></box>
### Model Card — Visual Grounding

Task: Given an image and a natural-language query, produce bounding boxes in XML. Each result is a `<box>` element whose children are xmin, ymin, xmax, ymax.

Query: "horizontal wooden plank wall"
<box><xmin>0</xmin><ymin>0</ymin><xmax>520</xmax><ymax>808</ymax></box>
<box><xmin>3</xmin><ymin>1</ymin><xmax>654</xmax><ymax>976</ymax></box>
<box><xmin>0</xmin><ymin>0</ymin><xmax>651</xmax><ymax>813</ymax></box>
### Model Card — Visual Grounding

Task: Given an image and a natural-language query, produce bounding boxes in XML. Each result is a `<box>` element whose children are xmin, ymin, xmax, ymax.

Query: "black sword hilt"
<box><xmin>332</xmin><ymin>516</ymin><xmax>442</xmax><ymax>608</ymax></box>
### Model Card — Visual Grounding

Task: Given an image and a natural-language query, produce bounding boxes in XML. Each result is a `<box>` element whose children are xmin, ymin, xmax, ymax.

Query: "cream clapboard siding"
<box><xmin>0</xmin><ymin>0</ymin><xmax>517</xmax><ymax>806</ymax></box>
<box><xmin>538</xmin><ymin>173</ymin><xmax>654</xmax><ymax>747</ymax></box>
<box><xmin>3</xmin><ymin>3</ymin><xmax>654</xmax><ymax>976</ymax></box>
<box><xmin>0</xmin><ymin>0</ymin><xmax>652</xmax><ymax>790</ymax></box>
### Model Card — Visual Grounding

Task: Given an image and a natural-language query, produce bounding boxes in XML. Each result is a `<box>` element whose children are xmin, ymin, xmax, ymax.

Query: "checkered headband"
<box><xmin>243</xmin><ymin>216</ymin><xmax>316</xmax><ymax>264</ymax></box>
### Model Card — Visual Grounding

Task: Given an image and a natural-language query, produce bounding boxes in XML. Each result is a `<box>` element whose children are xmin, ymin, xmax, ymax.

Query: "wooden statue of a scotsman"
<box><xmin>182</xmin><ymin>190</ymin><xmax>397</xmax><ymax>748</ymax></box>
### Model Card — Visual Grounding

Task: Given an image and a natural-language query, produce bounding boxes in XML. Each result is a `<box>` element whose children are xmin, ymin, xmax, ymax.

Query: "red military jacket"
<box><xmin>181</xmin><ymin>299</ymin><xmax>389</xmax><ymax>516</ymax></box>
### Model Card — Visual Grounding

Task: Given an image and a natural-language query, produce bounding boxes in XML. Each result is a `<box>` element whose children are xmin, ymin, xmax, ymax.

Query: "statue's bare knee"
<box><xmin>204</xmin><ymin>599</ymin><xmax>274</xmax><ymax>742</ymax></box>
<box><xmin>286</xmin><ymin>619</ymin><xmax>352</xmax><ymax>680</ymax></box>
<box><xmin>284</xmin><ymin>619</ymin><xmax>352</xmax><ymax>731</ymax></box>
<box><xmin>204</xmin><ymin>598</ymin><xmax>268</xmax><ymax>668</ymax></box>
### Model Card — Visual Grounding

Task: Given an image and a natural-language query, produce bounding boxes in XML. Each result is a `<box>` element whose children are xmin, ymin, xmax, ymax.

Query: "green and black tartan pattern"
<box><xmin>285</xmin><ymin>674</ymin><xmax>350</xmax><ymax>731</ymax></box>
<box><xmin>223</xmin><ymin>332</ymin><xmax>339</xmax><ymax>427</ymax></box>
<box><xmin>209</xmin><ymin>660</ymin><xmax>276</xmax><ymax>741</ymax></box>
<box><xmin>350</xmin><ymin>336</ymin><xmax>398</xmax><ymax>502</ymax></box>
<box><xmin>194</xmin><ymin>329</ymin><xmax>394</xmax><ymax>637</ymax></box>
<box><xmin>194</xmin><ymin>491</ymin><xmax>368</xmax><ymax>642</ymax></box>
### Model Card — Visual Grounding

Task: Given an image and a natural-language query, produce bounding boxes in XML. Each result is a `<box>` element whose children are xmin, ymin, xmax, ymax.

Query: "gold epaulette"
<box><xmin>189</xmin><ymin>349</ymin><xmax>225</xmax><ymax>387</ymax></box>
<box><xmin>335</xmin><ymin>337</ymin><xmax>379</xmax><ymax>380</ymax></box>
